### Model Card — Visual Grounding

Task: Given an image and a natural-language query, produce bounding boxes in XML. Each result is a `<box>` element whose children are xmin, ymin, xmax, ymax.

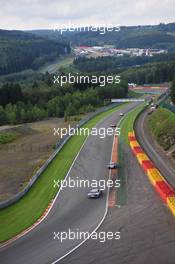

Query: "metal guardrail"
<box><xmin>157</xmin><ymin>91</ymin><xmax>170</xmax><ymax>104</ymax></box>
<box><xmin>111</xmin><ymin>98</ymin><xmax>145</xmax><ymax>102</ymax></box>
<box><xmin>162</xmin><ymin>103</ymin><xmax>175</xmax><ymax>113</ymax></box>
<box><xmin>157</xmin><ymin>91</ymin><xmax>175</xmax><ymax>113</ymax></box>
<box><xmin>0</xmin><ymin>103</ymin><xmax>120</xmax><ymax>209</ymax></box>
<box><xmin>133</xmin><ymin>92</ymin><xmax>170</xmax><ymax>136</ymax></box>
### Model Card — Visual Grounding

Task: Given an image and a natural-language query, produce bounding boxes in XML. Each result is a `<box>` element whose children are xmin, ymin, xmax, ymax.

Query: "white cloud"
<box><xmin>0</xmin><ymin>0</ymin><xmax>174</xmax><ymax>30</ymax></box>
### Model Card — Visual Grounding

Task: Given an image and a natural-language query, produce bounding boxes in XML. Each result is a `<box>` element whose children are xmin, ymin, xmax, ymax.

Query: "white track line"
<box><xmin>51</xmin><ymin>103</ymin><xmax>144</xmax><ymax>263</ymax></box>
<box><xmin>0</xmin><ymin>105</ymin><xmax>124</xmax><ymax>249</ymax></box>
<box><xmin>0</xmin><ymin>137</ymin><xmax>89</xmax><ymax>249</ymax></box>
<box><xmin>51</xmin><ymin>129</ymin><xmax>116</xmax><ymax>264</ymax></box>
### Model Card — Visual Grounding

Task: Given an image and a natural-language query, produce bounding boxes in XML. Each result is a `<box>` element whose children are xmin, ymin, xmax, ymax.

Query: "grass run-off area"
<box><xmin>148</xmin><ymin>107</ymin><xmax>175</xmax><ymax>151</ymax></box>
<box><xmin>120</xmin><ymin>103</ymin><xmax>146</xmax><ymax>144</ymax></box>
<box><xmin>0</xmin><ymin>132</ymin><xmax>18</xmax><ymax>145</ymax></box>
<box><xmin>0</xmin><ymin>103</ymin><xmax>125</xmax><ymax>243</ymax></box>
<box><xmin>117</xmin><ymin>103</ymin><xmax>146</xmax><ymax>205</ymax></box>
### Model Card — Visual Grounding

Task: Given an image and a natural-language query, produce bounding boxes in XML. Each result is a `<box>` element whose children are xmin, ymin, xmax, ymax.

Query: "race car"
<box><xmin>88</xmin><ymin>189</ymin><xmax>102</xmax><ymax>199</ymax></box>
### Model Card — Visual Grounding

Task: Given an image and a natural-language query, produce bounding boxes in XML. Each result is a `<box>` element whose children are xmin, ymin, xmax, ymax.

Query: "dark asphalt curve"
<box><xmin>135</xmin><ymin>110</ymin><xmax>175</xmax><ymax>189</ymax></box>
<box><xmin>0</xmin><ymin>103</ymin><xmax>140</xmax><ymax>264</ymax></box>
<box><xmin>60</xmin><ymin>120</ymin><xmax>175</xmax><ymax>264</ymax></box>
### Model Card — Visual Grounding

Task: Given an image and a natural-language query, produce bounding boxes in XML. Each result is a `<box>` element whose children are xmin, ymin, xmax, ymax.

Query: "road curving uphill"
<box><xmin>0</xmin><ymin>102</ymin><xmax>142</xmax><ymax>264</ymax></box>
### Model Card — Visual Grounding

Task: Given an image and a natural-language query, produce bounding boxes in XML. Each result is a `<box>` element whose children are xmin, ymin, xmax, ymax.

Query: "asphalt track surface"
<box><xmin>0</xmin><ymin>102</ymin><xmax>141</xmax><ymax>264</ymax></box>
<box><xmin>2</xmin><ymin>102</ymin><xmax>175</xmax><ymax>264</ymax></box>
<box><xmin>135</xmin><ymin>110</ymin><xmax>175</xmax><ymax>189</ymax></box>
<box><xmin>60</xmin><ymin>108</ymin><xmax>175</xmax><ymax>264</ymax></box>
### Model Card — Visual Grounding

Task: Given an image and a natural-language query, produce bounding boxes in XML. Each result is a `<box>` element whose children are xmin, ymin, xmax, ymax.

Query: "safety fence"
<box><xmin>161</xmin><ymin>101</ymin><xmax>175</xmax><ymax>114</ymax></box>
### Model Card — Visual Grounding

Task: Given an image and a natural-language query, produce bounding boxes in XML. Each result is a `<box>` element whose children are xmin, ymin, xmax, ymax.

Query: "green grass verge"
<box><xmin>128</xmin><ymin>90</ymin><xmax>143</xmax><ymax>98</ymax></box>
<box><xmin>120</xmin><ymin>103</ymin><xmax>146</xmax><ymax>144</ymax></box>
<box><xmin>0</xmin><ymin>104</ymin><xmax>125</xmax><ymax>243</ymax></box>
<box><xmin>117</xmin><ymin>103</ymin><xmax>146</xmax><ymax>205</ymax></box>
<box><xmin>0</xmin><ymin>132</ymin><xmax>18</xmax><ymax>145</ymax></box>
<box><xmin>148</xmin><ymin>107</ymin><xmax>175</xmax><ymax>151</ymax></box>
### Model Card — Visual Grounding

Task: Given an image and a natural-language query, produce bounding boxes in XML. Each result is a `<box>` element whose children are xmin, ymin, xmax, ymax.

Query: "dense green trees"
<box><xmin>74</xmin><ymin>56</ymin><xmax>175</xmax><ymax>89</ymax></box>
<box><xmin>31</xmin><ymin>23</ymin><xmax>175</xmax><ymax>49</ymax></box>
<box><xmin>171</xmin><ymin>78</ymin><xmax>175</xmax><ymax>104</ymax></box>
<box><xmin>116</xmin><ymin>31</ymin><xmax>175</xmax><ymax>49</ymax></box>
<box><xmin>0</xmin><ymin>102</ymin><xmax>47</xmax><ymax>124</ymax></box>
<box><xmin>121</xmin><ymin>61</ymin><xmax>175</xmax><ymax>85</ymax></box>
<box><xmin>0</xmin><ymin>83</ymin><xmax>23</xmax><ymax>106</ymax></box>
<box><xmin>0</xmin><ymin>73</ymin><xmax>128</xmax><ymax>125</ymax></box>
<box><xmin>0</xmin><ymin>30</ymin><xmax>70</xmax><ymax>75</ymax></box>
<box><xmin>0</xmin><ymin>106</ymin><xmax>6</xmax><ymax>125</ymax></box>
<box><xmin>73</xmin><ymin>54</ymin><xmax>175</xmax><ymax>73</ymax></box>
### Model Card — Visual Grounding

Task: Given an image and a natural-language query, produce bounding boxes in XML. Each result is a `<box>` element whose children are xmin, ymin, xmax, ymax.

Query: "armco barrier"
<box><xmin>0</xmin><ymin>103</ymin><xmax>120</xmax><ymax>209</ymax></box>
<box><xmin>128</xmin><ymin>131</ymin><xmax>175</xmax><ymax>217</ymax></box>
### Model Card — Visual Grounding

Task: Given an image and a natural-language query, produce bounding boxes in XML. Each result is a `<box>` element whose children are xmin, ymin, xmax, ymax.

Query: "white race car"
<box><xmin>88</xmin><ymin>189</ymin><xmax>102</xmax><ymax>199</ymax></box>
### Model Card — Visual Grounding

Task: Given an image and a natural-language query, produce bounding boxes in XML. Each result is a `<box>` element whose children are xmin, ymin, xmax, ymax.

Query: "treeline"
<box><xmin>30</xmin><ymin>23</ymin><xmax>175</xmax><ymax>49</ymax></box>
<box><xmin>73</xmin><ymin>53</ymin><xmax>175</xmax><ymax>73</ymax></box>
<box><xmin>171</xmin><ymin>78</ymin><xmax>175</xmax><ymax>104</ymax></box>
<box><xmin>0</xmin><ymin>83</ymin><xmax>23</xmax><ymax>106</ymax></box>
<box><xmin>0</xmin><ymin>73</ymin><xmax>128</xmax><ymax>125</ymax></box>
<box><xmin>116</xmin><ymin>31</ymin><xmax>175</xmax><ymax>49</ymax></box>
<box><xmin>121</xmin><ymin>60</ymin><xmax>175</xmax><ymax>85</ymax></box>
<box><xmin>0</xmin><ymin>30</ymin><xmax>70</xmax><ymax>75</ymax></box>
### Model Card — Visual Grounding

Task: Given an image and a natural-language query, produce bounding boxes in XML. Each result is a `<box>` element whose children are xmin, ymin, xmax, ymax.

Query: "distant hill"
<box><xmin>0</xmin><ymin>29</ymin><xmax>70</xmax><ymax>75</ymax></box>
<box><xmin>116</xmin><ymin>31</ymin><xmax>175</xmax><ymax>49</ymax></box>
<box><xmin>29</xmin><ymin>22</ymin><xmax>175</xmax><ymax>50</ymax></box>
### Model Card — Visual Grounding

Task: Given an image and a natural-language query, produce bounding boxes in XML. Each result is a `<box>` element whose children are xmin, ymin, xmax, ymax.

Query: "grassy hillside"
<box><xmin>116</xmin><ymin>31</ymin><xmax>175</xmax><ymax>49</ymax></box>
<box><xmin>148</xmin><ymin>108</ymin><xmax>175</xmax><ymax>155</ymax></box>
<box><xmin>0</xmin><ymin>132</ymin><xmax>18</xmax><ymax>144</ymax></box>
<box><xmin>30</xmin><ymin>23</ymin><xmax>175</xmax><ymax>50</ymax></box>
<box><xmin>0</xmin><ymin>29</ymin><xmax>70</xmax><ymax>75</ymax></box>
<box><xmin>121</xmin><ymin>60</ymin><xmax>175</xmax><ymax>84</ymax></box>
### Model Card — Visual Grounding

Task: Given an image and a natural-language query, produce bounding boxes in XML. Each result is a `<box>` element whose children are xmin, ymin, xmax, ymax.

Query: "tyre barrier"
<box><xmin>128</xmin><ymin>131</ymin><xmax>175</xmax><ymax>217</ymax></box>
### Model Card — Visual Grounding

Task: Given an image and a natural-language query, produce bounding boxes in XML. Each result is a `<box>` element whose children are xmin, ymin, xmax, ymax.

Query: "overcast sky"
<box><xmin>0</xmin><ymin>0</ymin><xmax>174</xmax><ymax>30</ymax></box>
